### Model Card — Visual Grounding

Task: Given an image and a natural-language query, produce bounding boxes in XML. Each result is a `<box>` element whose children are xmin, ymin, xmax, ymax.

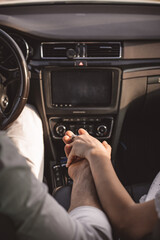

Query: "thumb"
<box><xmin>102</xmin><ymin>140</ymin><xmax>108</xmax><ymax>149</ymax></box>
<box><xmin>78</xmin><ymin>128</ymin><xmax>89</xmax><ymax>135</ymax></box>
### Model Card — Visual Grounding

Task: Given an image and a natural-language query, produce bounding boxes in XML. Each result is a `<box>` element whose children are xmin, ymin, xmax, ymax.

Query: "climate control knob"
<box><xmin>97</xmin><ymin>125</ymin><xmax>107</xmax><ymax>136</ymax></box>
<box><xmin>56</xmin><ymin>125</ymin><xmax>66</xmax><ymax>136</ymax></box>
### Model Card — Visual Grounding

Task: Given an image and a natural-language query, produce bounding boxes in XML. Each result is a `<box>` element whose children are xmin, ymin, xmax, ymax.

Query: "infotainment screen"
<box><xmin>51</xmin><ymin>69</ymin><xmax>112</xmax><ymax>108</ymax></box>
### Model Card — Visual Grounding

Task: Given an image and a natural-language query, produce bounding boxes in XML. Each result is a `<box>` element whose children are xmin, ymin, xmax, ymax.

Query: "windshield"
<box><xmin>0</xmin><ymin>0</ymin><xmax>160</xmax><ymax>5</ymax></box>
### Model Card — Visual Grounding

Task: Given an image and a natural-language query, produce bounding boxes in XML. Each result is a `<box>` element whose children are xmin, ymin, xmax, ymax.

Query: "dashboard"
<box><xmin>0</xmin><ymin>2</ymin><xmax>160</xmax><ymax>192</ymax></box>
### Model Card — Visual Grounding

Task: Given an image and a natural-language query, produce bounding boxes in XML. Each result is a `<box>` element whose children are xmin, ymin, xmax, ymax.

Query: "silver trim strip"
<box><xmin>1</xmin><ymin>1</ymin><xmax>160</xmax><ymax>6</ymax></box>
<box><xmin>124</xmin><ymin>66</ymin><xmax>160</xmax><ymax>73</ymax></box>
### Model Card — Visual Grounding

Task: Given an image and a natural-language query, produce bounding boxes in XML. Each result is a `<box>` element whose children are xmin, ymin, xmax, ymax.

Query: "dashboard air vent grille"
<box><xmin>86</xmin><ymin>43</ymin><xmax>121</xmax><ymax>58</ymax></box>
<box><xmin>42</xmin><ymin>43</ymin><xmax>77</xmax><ymax>58</ymax></box>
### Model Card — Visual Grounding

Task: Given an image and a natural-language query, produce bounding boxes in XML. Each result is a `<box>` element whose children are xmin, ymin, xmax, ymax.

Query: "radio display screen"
<box><xmin>51</xmin><ymin>69</ymin><xmax>112</xmax><ymax>108</ymax></box>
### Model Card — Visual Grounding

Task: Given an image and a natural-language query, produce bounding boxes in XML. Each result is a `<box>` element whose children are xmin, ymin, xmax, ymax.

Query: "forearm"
<box><xmin>68</xmin><ymin>160</ymin><xmax>113</xmax><ymax>240</ymax></box>
<box><xmin>88</xmin><ymin>151</ymin><xmax>157</xmax><ymax>239</ymax></box>
<box><xmin>68</xmin><ymin>160</ymin><xmax>101</xmax><ymax>212</ymax></box>
<box><xmin>88</xmin><ymin>152</ymin><xmax>134</xmax><ymax>222</ymax></box>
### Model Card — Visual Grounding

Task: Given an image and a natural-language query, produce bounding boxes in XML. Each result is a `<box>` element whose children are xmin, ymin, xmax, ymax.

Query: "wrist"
<box><xmin>68</xmin><ymin>158</ymin><xmax>90</xmax><ymax>181</ymax></box>
<box><xmin>87</xmin><ymin>147</ymin><xmax>110</xmax><ymax>164</ymax></box>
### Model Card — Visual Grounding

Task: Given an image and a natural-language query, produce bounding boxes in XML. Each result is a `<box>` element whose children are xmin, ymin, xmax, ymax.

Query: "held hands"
<box><xmin>63</xmin><ymin>128</ymin><xmax>111</xmax><ymax>168</ymax></box>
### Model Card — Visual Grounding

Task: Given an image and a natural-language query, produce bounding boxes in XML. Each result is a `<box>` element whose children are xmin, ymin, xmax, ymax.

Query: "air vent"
<box><xmin>86</xmin><ymin>42</ymin><xmax>121</xmax><ymax>58</ymax></box>
<box><xmin>41</xmin><ymin>43</ymin><xmax>78</xmax><ymax>58</ymax></box>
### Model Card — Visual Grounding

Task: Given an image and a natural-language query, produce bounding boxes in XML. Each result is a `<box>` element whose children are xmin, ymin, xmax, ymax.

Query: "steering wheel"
<box><xmin>0</xmin><ymin>29</ymin><xmax>30</xmax><ymax>130</ymax></box>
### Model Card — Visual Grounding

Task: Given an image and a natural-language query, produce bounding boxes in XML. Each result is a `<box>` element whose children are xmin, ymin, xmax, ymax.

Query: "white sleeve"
<box><xmin>144</xmin><ymin>172</ymin><xmax>160</xmax><ymax>202</ymax></box>
<box><xmin>69</xmin><ymin>206</ymin><xmax>113</xmax><ymax>240</ymax></box>
<box><xmin>155</xmin><ymin>190</ymin><xmax>160</xmax><ymax>219</ymax></box>
<box><xmin>6</xmin><ymin>104</ymin><xmax>44</xmax><ymax>181</ymax></box>
<box><xmin>0</xmin><ymin>132</ymin><xmax>112</xmax><ymax>240</ymax></box>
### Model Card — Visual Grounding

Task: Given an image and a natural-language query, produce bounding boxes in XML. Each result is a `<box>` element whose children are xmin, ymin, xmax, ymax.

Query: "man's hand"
<box><xmin>68</xmin><ymin>158</ymin><xmax>89</xmax><ymax>181</ymax></box>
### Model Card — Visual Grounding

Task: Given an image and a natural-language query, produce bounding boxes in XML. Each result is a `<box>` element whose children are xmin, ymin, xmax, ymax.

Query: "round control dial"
<box><xmin>97</xmin><ymin>125</ymin><xmax>107</xmax><ymax>136</ymax></box>
<box><xmin>66</xmin><ymin>48</ymin><xmax>76</xmax><ymax>59</ymax></box>
<box><xmin>56</xmin><ymin>125</ymin><xmax>66</xmax><ymax>136</ymax></box>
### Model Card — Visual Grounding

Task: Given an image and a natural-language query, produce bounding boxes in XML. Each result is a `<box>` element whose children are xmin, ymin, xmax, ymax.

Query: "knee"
<box><xmin>0</xmin><ymin>132</ymin><xmax>29</xmax><ymax>169</ymax></box>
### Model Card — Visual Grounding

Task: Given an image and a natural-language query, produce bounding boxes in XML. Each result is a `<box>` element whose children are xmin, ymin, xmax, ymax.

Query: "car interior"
<box><xmin>0</xmin><ymin>0</ymin><xmax>160</xmax><ymax>239</ymax></box>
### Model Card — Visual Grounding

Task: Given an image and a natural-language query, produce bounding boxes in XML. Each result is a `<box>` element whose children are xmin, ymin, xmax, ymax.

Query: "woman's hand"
<box><xmin>63</xmin><ymin>128</ymin><xmax>111</xmax><ymax>167</ymax></box>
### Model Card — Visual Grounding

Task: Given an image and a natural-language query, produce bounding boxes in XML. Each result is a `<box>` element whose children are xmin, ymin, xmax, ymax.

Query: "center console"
<box><xmin>42</xmin><ymin>66</ymin><xmax>121</xmax><ymax>189</ymax></box>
